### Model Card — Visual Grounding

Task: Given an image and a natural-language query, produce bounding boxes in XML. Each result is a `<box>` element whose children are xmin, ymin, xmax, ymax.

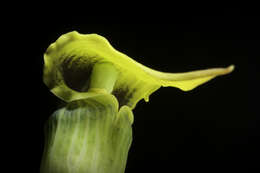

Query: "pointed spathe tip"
<box><xmin>227</xmin><ymin>64</ymin><xmax>235</xmax><ymax>73</ymax></box>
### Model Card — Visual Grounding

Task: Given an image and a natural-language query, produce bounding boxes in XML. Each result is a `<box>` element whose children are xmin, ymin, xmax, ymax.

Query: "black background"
<box><xmin>10</xmin><ymin>7</ymin><xmax>258</xmax><ymax>172</ymax></box>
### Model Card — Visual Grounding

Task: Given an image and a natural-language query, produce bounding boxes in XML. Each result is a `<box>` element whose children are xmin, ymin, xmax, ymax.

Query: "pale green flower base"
<box><xmin>40</xmin><ymin>94</ymin><xmax>133</xmax><ymax>173</ymax></box>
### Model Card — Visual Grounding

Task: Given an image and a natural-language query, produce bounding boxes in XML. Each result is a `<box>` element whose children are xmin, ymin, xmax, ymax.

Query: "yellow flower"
<box><xmin>44</xmin><ymin>31</ymin><xmax>234</xmax><ymax>109</ymax></box>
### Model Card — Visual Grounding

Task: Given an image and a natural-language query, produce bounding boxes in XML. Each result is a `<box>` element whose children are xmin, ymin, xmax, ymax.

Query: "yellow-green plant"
<box><xmin>41</xmin><ymin>31</ymin><xmax>234</xmax><ymax>173</ymax></box>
